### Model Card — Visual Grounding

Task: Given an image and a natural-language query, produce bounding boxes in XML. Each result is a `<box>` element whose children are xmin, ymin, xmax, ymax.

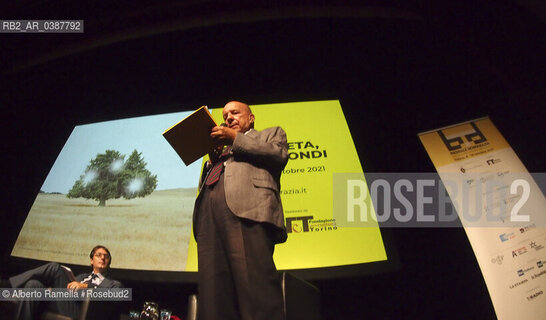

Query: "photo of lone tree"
<box><xmin>11</xmin><ymin>111</ymin><xmax>198</xmax><ymax>270</ymax></box>
<box><xmin>68</xmin><ymin>149</ymin><xmax>158</xmax><ymax>206</ymax></box>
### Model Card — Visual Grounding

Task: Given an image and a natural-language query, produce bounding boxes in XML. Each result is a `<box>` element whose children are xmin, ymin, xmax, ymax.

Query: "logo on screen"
<box><xmin>285</xmin><ymin>216</ymin><xmax>313</xmax><ymax>233</ymax></box>
<box><xmin>437</xmin><ymin>121</ymin><xmax>487</xmax><ymax>151</ymax></box>
<box><xmin>285</xmin><ymin>216</ymin><xmax>338</xmax><ymax>233</ymax></box>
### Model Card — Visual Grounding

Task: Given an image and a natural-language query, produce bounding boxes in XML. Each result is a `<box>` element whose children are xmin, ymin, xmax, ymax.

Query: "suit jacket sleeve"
<box><xmin>75</xmin><ymin>273</ymin><xmax>86</xmax><ymax>282</ymax></box>
<box><xmin>231</xmin><ymin>127</ymin><xmax>288</xmax><ymax>171</ymax></box>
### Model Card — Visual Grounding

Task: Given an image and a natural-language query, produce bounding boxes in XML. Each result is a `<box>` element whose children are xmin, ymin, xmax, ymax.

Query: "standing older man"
<box><xmin>193</xmin><ymin>101</ymin><xmax>288</xmax><ymax>320</ymax></box>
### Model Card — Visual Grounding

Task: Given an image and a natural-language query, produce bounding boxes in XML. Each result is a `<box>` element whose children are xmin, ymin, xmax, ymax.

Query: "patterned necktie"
<box><xmin>205</xmin><ymin>147</ymin><xmax>231</xmax><ymax>185</ymax></box>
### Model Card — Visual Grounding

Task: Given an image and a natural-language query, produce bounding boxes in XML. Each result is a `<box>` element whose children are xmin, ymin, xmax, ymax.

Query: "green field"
<box><xmin>12</xmin><ymin>188</ymin><xmax>197</xmax><ymax>271</ymax></box>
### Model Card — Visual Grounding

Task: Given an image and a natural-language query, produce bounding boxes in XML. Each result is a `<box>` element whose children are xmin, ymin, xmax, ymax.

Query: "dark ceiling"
<box><xmin>1</xmin><ymin>1</ymin><xmax>544</xmax><ymax>74</ymax></box>
<box><xmin>1</xmin><ymin>0</ymin><xmax>543</xmax><ymax>176</ymax></box>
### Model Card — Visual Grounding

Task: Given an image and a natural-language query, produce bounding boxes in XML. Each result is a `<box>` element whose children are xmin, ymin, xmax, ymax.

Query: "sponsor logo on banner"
<box><xmin>437</xmin><ymin>121</ymin><xmax>488</xmax><ymax>152</ymax></box>
<box><xmin>459</xmin><ymin>162</ymin><xmax>483</xmax><ymax>173</ymax></box>
<box><xmin>530</xmin><ymin>270</ymin><xmax>546</xmax><ymax>280</ymax></box>
<box><xmin>517</xmin><ymin>266</ymin><xmax>535</xmax><ymax>276</ymax></box>
<box><xmin>508</xmin><ymin>279</ymin><xmax>528</xmax><ymax>289</ymax></box>
<box><xmin>526</xmin><ymin>290</ymin><xmax>543</xmax><ymax>301</ymax></box>
<box><xmin>500</xmin><ymin>232</ymin><xmax>516</xmax><ymax>242</ymax></box>
<box><xmin>529</xmin><ymin>241</ymin><xmax>544</xmax><ymax>251</ymax></box>
<box><xmin>512</xmin><ymin>247</ymin><xmax>528</xmax><ymax>258</ymax></box>
<box><xmin>486</xmin><ymin>158</ymin><xmax>501</xmax><ymax>166</ymax></box>
<box><xmin>491</xmin><ymin>255</ymin><xmax>504</xmax><ymax>265</ymax></box>
<box><xmin>519</xmin><ymin>223</ymin><xmax>536</xmax><ymax>234</ymax></box>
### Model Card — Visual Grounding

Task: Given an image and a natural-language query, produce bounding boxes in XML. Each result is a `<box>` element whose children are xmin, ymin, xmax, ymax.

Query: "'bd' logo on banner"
<box><xmin>437</xmin><ymin>121</ymin><xmax>487</xmax><ymax>151</ymax></box>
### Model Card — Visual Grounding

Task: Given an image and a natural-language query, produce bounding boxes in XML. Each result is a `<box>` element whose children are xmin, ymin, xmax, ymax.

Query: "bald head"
<box><xmin>223</xmin><ymin>101</ymin><xmax>255</xmax><ymax>133</ymax></box>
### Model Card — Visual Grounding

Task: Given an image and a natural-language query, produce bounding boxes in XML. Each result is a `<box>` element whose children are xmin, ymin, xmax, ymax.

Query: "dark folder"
<box><xmin>163</xmin><ymin>106</ymin><xmax>218</xmax><ymax>166</ymax></box>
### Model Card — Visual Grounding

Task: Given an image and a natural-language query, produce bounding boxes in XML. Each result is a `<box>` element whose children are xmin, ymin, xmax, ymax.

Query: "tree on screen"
<box><xmin>67</xmin><ymin>149</ymin><xmax>158</xmax><ymax>206</ymax></box>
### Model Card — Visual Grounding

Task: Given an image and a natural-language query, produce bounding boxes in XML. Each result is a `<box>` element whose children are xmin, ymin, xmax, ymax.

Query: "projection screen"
<box><xmin>12</xmin><ymin>100</ymin><xmax>387</xmax><ymax>273</ymax></box>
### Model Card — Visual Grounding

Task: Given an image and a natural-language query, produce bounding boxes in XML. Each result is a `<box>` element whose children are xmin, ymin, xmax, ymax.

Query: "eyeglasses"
<box><xmin>94</xmin><ymin>253</ymin><xmax>111</xmax><ymax>259</ymax></box>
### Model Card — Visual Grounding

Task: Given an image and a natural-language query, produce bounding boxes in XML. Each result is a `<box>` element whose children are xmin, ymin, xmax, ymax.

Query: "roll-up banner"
<box><xmin>419</xmin><ymin>117</ymin><xmax>546</xmax><ymax>319</ymax></box>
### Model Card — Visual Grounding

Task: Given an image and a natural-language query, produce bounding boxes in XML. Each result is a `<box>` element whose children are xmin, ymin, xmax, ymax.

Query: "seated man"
<box><xmin>1</xmin><ymin>245</ymin><xmax>122</xmax><ymax>320</ymax></box>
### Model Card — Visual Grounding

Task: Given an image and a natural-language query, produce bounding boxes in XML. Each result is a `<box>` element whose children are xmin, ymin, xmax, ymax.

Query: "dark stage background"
<box><xmin>1</xmin><ymin>1</ymin><xmax>544</xmax><ymax>319</ymax></box>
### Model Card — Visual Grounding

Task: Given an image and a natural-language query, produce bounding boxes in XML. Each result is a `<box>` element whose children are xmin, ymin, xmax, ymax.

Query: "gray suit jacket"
<box><xmin>197</xmin><ymin>127</ymin><xmax>289</xmax><ymax>243</ymax></box>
